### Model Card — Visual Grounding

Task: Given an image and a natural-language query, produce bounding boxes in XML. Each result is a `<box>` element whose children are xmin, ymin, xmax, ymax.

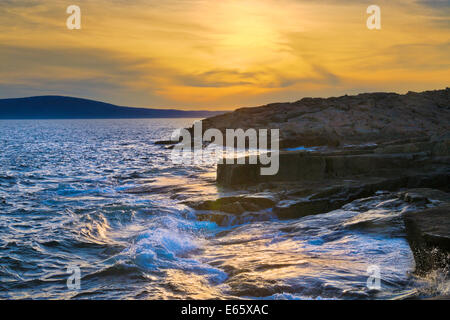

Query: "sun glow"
<box><xmin>0</xmin><ymin>0</ymin><xmax>448</xmax><ymax>109</ymax></box>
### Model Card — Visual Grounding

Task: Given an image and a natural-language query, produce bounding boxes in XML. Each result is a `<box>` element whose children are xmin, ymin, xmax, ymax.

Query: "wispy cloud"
<box><xmin>0</xmin><ymin>0</ymin><xmax>448</xmax><ymax>109</ymax></box>
<box><xmin>416</xmin><ymin>0</ymin><xmax>450</xmax><ymax>9</ymax></box>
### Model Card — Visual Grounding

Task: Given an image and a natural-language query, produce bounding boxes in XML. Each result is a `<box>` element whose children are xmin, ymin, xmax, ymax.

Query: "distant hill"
<box><xmin>0</xmin><ymin>96</ymin><xmax>226</xmax><ymax>119</ymax></box>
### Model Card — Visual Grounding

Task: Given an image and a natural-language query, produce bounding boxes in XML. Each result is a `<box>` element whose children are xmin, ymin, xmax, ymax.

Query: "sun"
<box><xmin>200</xmin><ymin>0</ymin><xmax>290</xmax><ymax>69</ymax></box>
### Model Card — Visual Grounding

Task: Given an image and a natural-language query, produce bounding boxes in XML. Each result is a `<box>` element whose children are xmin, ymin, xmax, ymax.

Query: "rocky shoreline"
<box><xmin>154</xmin><ymin>89</ymin><xmax>450</xmax><ymax>284</ymax></box>
<box><xmin>214</xmin><ymin>143</ymin><xmax>449</xmax><ymax>277</ymax></box>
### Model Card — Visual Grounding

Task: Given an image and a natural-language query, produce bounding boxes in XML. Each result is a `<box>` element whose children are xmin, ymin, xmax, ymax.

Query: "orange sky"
<box><xmin>0</xmin><ymin>0</ymin><xmax>449</xmax><ymax>110</ymax></box>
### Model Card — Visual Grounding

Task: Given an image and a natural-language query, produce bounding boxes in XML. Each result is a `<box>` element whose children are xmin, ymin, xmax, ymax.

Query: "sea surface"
<box><xmin>0</xmin><ymin>119</ymin><xmax>447</xmax><ymax>299</ymax></box>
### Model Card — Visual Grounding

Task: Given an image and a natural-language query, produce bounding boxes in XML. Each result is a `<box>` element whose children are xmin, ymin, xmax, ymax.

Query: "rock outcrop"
<box><xmin>274</xmin><ymin>176</ymin><xmax>450</xmax><ymax>220</ymax></box>
<box><xmin>180</xmin><ymin>88</ymin><xmax>450</xmax><ymax>282</ymax></box>
<box><xmin>200</xmin><ymin>88</ymin><xmax>450</xmax><ymax>148</ymax></box>
<box><xmin>217</xmin><ymin>138</ymin><xmax>450</xmax><ymax>187</ymax></box>
<box><xmin>183</xmin><ymin>193</ymin><xmax>277</xmax><ymax>214</ymax></box>
<box><xmin>403</xmin><ymin>199</ymin><xmax>450</xmax><ymax>274</ymax></box>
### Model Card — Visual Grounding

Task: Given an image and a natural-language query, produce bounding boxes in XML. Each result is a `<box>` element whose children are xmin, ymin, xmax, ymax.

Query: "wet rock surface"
<box><xmin>402</xmin><ymin>191</ymin><xmax>450</xmax><ymax>275</ymax></box>
<box><xmin>178</xmin><ymin>89</ymin><xmax>450</xmax><ymax>290</ymax></box>
<box><xmin>226</xmin><ymin>152</ymin><xmax>447</xmax><ymax>277</ymax></box>
<box><xmin>204</xmin><ymin>139</ymin><xmax>450</xmax><ymax>281</ymax></box>
<box><xmin>183</xmin><ymin>194</ymin><xmax>277</xmax><ymax>214</ymax></box>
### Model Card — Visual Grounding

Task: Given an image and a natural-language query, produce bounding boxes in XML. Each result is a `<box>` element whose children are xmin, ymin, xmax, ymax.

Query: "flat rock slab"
<box><xmin>398</xmin><ymin>188</ymin><xmax>450</xmax><ymax>204</ymax></box>
<box><xmin>183</xmin><ymin>193</ymin><xmax>277</xmax><ymax>214</ymax></box>
<box><xmin>217</xmin><ymin>147</ymin><xmax>450</xmax><ymax>186</ymax></box>
<box><xmin>403</xmin><ymin>204</ymin><xmax>450</xmax><ymax>274</ymax></box>
<box><xmin>404</xmin><ymin>205</ymin><xmax>450</xmax><ymax>249</ymax></box>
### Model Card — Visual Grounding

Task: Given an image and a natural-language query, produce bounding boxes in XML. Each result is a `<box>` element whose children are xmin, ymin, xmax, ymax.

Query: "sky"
<box><xmin>0</xmin><ymin>0</ymin><xmax>448</xmax><ymax>110</ymax></box>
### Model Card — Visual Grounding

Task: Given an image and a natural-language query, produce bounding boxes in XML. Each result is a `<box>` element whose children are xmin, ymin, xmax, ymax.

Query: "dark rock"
<box><xmin>221</xmin><ymin>201</ymin><xmax>246</xmax><ymax>214</ymax></box>
<box><xmin>403</xmin><ymin>204</ymin><xmax>450</xmax><ymax>274</ymax></box>
<box><xmin>239</xmin><ymin>201</ymin><xmax>261</xmax><ymax>212</ymax></box>
<box><xmin>432</xmin><ymin>140</ymin><xmax>450</xmax><ymax>156</ymax></box>
<box><xmin>217</xmin><ymin>146</ymin><xmax>449</xmax><ymax>187</ymax></box>
<box><xmin>184</xmin><ymin>196</ymin><xmax>241</xmax><ymax>211</ymax></box>
<box><xmin>273</xmin><ymin>175</ymin><xmax>450</xmax><ymax>220</ymax></box>
<box><xmin>241</xmin><ymin>194</ymin><xmax>277</xmax><ymax>208</ymax></box>
<box><xmin>196</xmin><ymin>210</ymin><xmax>275</xmax><ymax>226</ymax></box>
<box><xmin>397</xmin><ymin>188</ymin><xmax>450</xmax><ymax>204</ymax></box>
<box><xmin>183</xmin><ymin>194</ymin><xmax>277</xmax><ymax>214</ymax></box>
<box><xmin>256</xmin><ymin>182</ymin><xmax>276</xmax><ymax>192</ymax></box>
<box><xmin>374</xmin><ymin>141</ymin><xmax>434</xmax><ymax>154</ymax></box>
<box><xmin>275</xmin><ymin>198</ymin><xmax>332</xmax><ymax>219</ymax></box>
<box><xmin>154</xmin><ymin>140</ymin><xmax>179</xmax><ymax>145</ymax></box>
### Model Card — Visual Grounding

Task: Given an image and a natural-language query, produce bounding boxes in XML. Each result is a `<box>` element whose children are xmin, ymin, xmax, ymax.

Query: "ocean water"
<box><xmin>0</xmin><ymin>119</ymin><xmax>447</xmax><ymax>299</ymax></box>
